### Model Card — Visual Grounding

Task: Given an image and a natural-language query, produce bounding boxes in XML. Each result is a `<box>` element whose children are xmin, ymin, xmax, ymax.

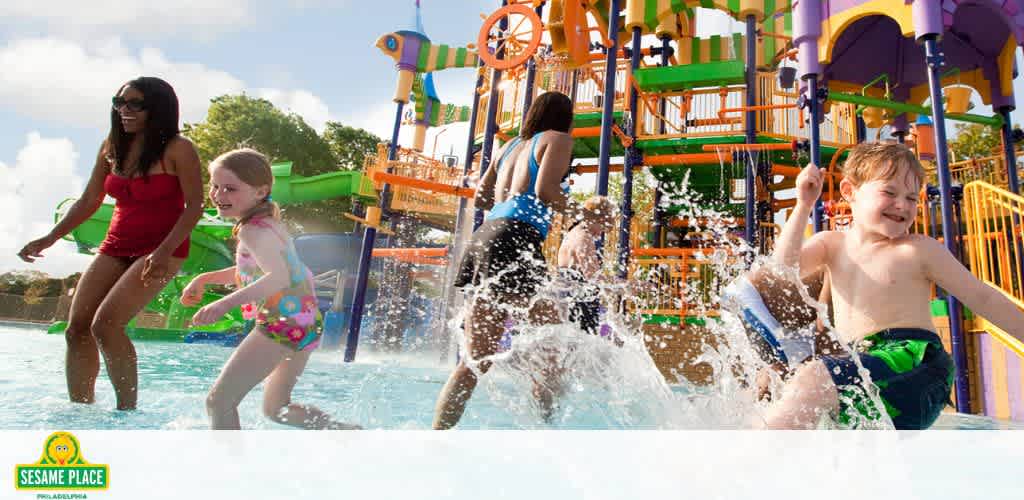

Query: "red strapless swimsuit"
<box><xmin>98</xmin><ymin>173</ymin><xmax>190</xmax><ymax>258</ymax></box>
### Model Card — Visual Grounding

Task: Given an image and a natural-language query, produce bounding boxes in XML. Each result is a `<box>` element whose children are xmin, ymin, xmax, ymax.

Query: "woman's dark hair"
<box><xmin>519</xmin><ymin>91</ymin><xmax>573</xmax><ymax>139</ymax></box>
<box><xmin>106</xmin><ymin>76</ymin><xmax>180</xmax><ymax>177</ymax></box>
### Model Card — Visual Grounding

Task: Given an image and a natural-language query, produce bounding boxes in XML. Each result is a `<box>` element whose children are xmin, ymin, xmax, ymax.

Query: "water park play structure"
<box><xmin>350</xmin><ymin>0</ymin><xmax>1024</xmax><ymax>422</ymax></box>
<box><xmin>50</xmin><ymin>0</ymin><xmax>1024</xmax><ymax>424</ymax></box>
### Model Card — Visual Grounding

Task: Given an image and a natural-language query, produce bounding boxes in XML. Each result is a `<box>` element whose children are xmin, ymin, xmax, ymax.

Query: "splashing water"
<box><xmin>442</xmin><ymin>158</ymin><xmax>894</xmax><ymax>429</ymax></box>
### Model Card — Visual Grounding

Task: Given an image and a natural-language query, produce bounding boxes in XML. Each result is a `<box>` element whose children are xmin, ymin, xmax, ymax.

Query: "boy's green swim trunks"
<box><xmin>819</xmin><ymin>328</ymin><xmax>955</xmax><ymax>429</ymax></box>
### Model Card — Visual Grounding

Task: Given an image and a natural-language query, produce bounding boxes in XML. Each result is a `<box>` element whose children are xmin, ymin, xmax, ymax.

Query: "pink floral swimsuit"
<box><xmin>235</xmin><ymin>217</ymin><xmax>322</xmax><ymax>352</ymax></box>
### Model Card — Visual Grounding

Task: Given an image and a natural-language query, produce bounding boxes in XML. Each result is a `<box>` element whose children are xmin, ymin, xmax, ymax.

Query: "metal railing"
<box><xmin>962</xmin><ymin>181</ymin><xmax>1024</xmax><ymax>310</ymax></box>
<box><xmin>364</xmin><ymin>144</ymin><xmax>471</xmax><ymax>218</ymax></box>
<box><xmin>627</xmin><ymin>247</ymin><xmax>737</xmax><ymax>318</ymax></box>
<box><xmin>756</xmin><ymin>73</ymin><xmax>858</xmax><ymax>146</ymax></box>
<box><xmin>928</xmin><ymin>151</ymin><xmax>1024</xmax><ymax>192</ymax></box>
<box><xmin>634</xmin><ymin>85</ymin><xmax>747</xmax><ymax>139</ymax></box>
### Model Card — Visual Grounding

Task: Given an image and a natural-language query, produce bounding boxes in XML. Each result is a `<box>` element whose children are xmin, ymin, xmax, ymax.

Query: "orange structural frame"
<box><xmin>372</xmin><ymin>171</ymin><xmax>475</xmax><ymax>199</ymax></box>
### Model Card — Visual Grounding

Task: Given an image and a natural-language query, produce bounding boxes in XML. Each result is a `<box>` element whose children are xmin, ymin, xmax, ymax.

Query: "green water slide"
<box><xmin>270</xmin><ymin>162</ymin><xmax>377</xmax><ymax>204</ymax></box>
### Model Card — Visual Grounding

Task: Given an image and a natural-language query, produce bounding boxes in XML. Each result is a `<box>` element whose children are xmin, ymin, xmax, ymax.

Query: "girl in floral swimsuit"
<box><xmin>181</xmin><ymin>148</ymin><xmax>360</xmax><ymax>430</ymax></box>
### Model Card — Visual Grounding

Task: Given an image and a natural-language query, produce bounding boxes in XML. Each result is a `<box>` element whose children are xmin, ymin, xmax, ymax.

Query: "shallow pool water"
<box><xmin>1</xmin><ymin>322</ymin><xmax>1020</xmax><ymax>430</ymax></box>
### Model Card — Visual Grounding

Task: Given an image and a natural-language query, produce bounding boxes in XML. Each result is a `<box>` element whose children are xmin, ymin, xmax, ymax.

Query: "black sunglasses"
<box><xmin>112</xmin><ymin>96</ymin><xmax>146</xmax><ymax>112</ymax></box>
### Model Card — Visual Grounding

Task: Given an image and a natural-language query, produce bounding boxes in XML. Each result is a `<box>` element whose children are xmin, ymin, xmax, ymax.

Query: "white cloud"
<box><xmin>0</xmin><ymin>1</ymin><xmax>252</xmax><ymax>39</ymax></box>
<box><xmin>341</xmin><ymin>101</ymin><xmax>403</xmax><ymax>139</ymax></box>
<box><xmin>0</xmin><ymin>133</ymin><xmax>93</xmax><ymax>277</ymax></box>
<box><xmin>0</xmin><ymin>37</ymin><xmax>334</xmax><ymax>133</ymax></box>
<box><xmin>256</xmin><ymin>88</ymin><xmax>332</xmax><ymax>133</ymax></box>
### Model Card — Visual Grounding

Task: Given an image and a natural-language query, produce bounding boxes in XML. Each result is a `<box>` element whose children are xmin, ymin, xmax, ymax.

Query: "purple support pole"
<box><xmin>441</xmin><ymin>63</ymin><xmax>485</xmax><ymax>363</ymax></box>
<box><xmin>596</xmin><ymin>0</ymin><xmax>621</xmax><ymax>196</ymax></box>
<box><xmin>923</xmin><ymin>35</ymin><xmax>970</xmax><ymax>412</ymax></box>
<box><xmin>521</xmin><ymin>2</ymin><xmax>544</xmax><ymax>116</ymax></box>
<box><xmin>345</xmin><ymin>101</ymin><xmax>405</xmax><ymax>362</ymax></box>
<box><xmin>454</xmin><ymin>65</ymin><xmax>484</xmax><ymax>237</ymax></box>
<box><xmin>569</xmin><ymin>69</ymin><xmax>579</xmax><ymax>103</ymax></box>
<box><xmin>616</xmin><ymin>26</ymin><xmax>642</xmax><ymax>279</ymax></box>
<box><xmin>856</xmin><ymin>116</ymin><xmax>867</xmax><ymax>143</ymax></box>
<box><xmin>1000</xmin><ymin>107</ymin><xmax>1021</xmax><ymax>195</ymax></box>
<box><xmin>807</xmin><ymin>75</ymin><xmax>823</xmax><ymax>231</ymax></box>
<box><xmin>744</xmin><ymin>15</ymin><xmax>758</xmax><ymax>245</ymax></box>
<box><xmin>474</xmin><ymin>1</ymin><xmax>508</xmax><ymax>230</ymax></box>
<box><xmin>651</xmin><ymin>36</ymin><xmax>670</xmax><ymax>248</ymax></box>
<box><xmin>998</xmin><ymin>106</ymin><xmax>1024</xmax><ymax>286</ymax></box>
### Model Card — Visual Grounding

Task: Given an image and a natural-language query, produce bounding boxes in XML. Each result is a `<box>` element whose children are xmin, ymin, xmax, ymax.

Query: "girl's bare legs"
<box><xmin>206</xmin><ymin>330</ymin><xmax>294</xmax><ymax>429</ymax></box>
<box><xmin>760</xmin><ymin>360</ymin><xmax>839</xmax><ymax>429</ymax></box>
<box><xmin>432</xmin><ymin>296</ymin><xmax>507</xmax><ymax>430</ymax></box>
<box><xmin>262</xmin><ymin>350</ymin><xmax>361</xmax><ymax>429</ymax></box>
<box><xmin>64</xmin><ymin>254</ymin><xmax>131</xmax><ymax>404</ymax></box>
<box><xmin>91</xmin><ymin>256</ymin><xmax>183</xmax><ymax>410</ymax></box>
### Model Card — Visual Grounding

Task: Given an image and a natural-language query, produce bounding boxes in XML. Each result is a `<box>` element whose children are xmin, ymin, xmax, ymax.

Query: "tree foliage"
<box><xmin>183</xmin><ymin>95</ymin><xmax>384</xmax><ymax>233</ymax></box>
<box><xmin>323</xmin><ymin>122</ymin><xmax>383</xmax><ymax>171</ymax></box>
<box><xmin>949</xmin><ymin>123</ymin><xmax>1001</xmax><ymax>162</ymax></box>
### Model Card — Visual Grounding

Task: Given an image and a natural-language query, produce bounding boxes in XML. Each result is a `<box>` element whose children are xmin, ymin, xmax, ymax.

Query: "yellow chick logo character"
<box><xmin>43</xmin><ymin>432</ymin><xmax>80</xmax><ymax>465</ymax></box>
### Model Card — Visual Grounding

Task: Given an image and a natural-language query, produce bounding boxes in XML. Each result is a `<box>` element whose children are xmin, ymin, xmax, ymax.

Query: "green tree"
<box><xmin>323</xmin><ymin>122</ymin><xmax>383</xmax><ymax>171</ymax></box>
<box><xmin>184</xmin><ymin>94</ymin><xmax>360</xmax><ymax>233</ymax></box>
<box><xmin>23</xmin><ymin>277</ymin><xmax>62</xmax><ymax>304</ymax></box>
<box><xmin>949</xmin><ymin>123</ymin><xmax>1001</xmax><ymax>162</ymax></box>
<box><xmin>0</xmin><ymin>272</ymin><xmax>30</xmax><ymax>295</ymax></box>
<box><xmin>184</xmin><ymin>94</ymin><xmax>336</xmax><ymax>177</ymax></box>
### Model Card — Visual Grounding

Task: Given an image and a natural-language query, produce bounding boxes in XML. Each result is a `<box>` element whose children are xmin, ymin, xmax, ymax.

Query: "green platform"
<box><xmin>633</xmin><ymin>60</ymin><xmax>746</xmax><ymax>93</ymax></box>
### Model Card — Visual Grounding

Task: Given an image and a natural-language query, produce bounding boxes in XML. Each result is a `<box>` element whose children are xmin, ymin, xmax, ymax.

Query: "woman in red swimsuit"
<box><xmin>17</xmin><ymin>77</ymin><xmax>204</xmax><ymax>410</ymax></box>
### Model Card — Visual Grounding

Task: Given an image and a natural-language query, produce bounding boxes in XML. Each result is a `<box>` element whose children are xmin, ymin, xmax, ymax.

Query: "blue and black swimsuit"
<box><xmin>454</xmin><ymin>132</ymin><xmax>568</xmax><ymax>297</ymax></box>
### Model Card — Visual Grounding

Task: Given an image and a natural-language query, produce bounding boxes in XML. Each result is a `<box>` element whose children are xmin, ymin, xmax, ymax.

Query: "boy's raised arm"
<box><xmin>773</xmin><ymin>164</ymin><xmax>829</xmax><ymax>278</ymax></box>
<box><xmin>923</xmin><ymin>236</ymin><xmax>1024</xmax><ymax>343</ymax></box>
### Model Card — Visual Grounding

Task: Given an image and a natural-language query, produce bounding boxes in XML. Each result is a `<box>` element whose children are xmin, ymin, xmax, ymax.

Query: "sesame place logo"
<box><xmin>15</xmin><ymin>432</ymin><xmax>109</xmax><ymax>492</ymax></box>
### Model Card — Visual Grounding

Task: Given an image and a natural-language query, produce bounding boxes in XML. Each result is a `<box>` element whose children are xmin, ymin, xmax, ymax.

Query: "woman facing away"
<box><xmin>17</xmin><ymin>77</ymin><xmax>203</xmax><ymax>411</ymax></box>
<box><xmin>434</xmin><ymin>91</ymin><xmax>576</xmax><ymax>429</ymax></box>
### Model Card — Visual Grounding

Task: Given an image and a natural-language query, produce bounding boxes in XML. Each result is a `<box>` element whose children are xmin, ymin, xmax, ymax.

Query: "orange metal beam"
<box><xmin>371</xmin><ymin>247</ymin><xmax>448</xmax><ymax>258</ymax></box>
<box><xmin>643</xmin><ymin>153</ymin><xmax>723</xmax><ymax>166</ymax></box>
<box><xmin>770</xmin><ymin>164</ymin><xmax>843</xmax><ymax>180</ymax></box>
<box><xmin>701</xmin><ymin>142</ymin><xmax>795</xmax><ymax>152</ymax></box>
<box><xmin>573</xmin><ymin>164</ymin><xmax>624</xmax><ymax>174</ymax></box>
<box><xmin>572</xmin><ymin>126</ymin><xmax>602</xmax><ymax>138</ymax></box>
<box><xmin>372</xmin><ymin>171</ymin><xmax>475</xmax><ymax>199</ymax></box>
<box><xmin>631</xmin><ymin>247</ymin><xmax>725</xmax><ymax>257</ymax></box>
<box><xmin>668</xmin><ymin>216</ymin><xmax>746</xmax><ymax>228</ymax></box>
<box><xmin>717</xmin><ymin>103</ymin><xmax>797</xmax><ymax>118</ymax></box>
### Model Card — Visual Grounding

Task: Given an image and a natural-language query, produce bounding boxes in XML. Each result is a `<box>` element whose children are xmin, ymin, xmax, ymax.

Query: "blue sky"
<box><xmin>2</xmin><ymin>1</ymin><xmax>1023</xmax><ymax>277</ymax></box>
<box><xmin>0</xmin><ymin>0</ymin><xmax>494</xmax><ymax>276</ymax></box>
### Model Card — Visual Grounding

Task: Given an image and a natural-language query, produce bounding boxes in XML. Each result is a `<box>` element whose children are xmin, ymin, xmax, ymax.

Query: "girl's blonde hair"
<box><xmin>209</xmin><ymin>148</ymin><xmax>280</xmax><ymax>235</ymax></box>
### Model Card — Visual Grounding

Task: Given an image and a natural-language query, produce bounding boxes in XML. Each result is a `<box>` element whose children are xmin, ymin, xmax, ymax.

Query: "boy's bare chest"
<box><xmin>830</xmin><ymin>245</ymin><xmax>926</xmax><ymax>295</ymax></box>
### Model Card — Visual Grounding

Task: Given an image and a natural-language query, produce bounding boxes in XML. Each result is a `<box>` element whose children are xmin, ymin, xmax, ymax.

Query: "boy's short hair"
<box><xmin>841</xmin><ymin>142</ymin><xmax>925</xmax><ymax>188</ymax></box>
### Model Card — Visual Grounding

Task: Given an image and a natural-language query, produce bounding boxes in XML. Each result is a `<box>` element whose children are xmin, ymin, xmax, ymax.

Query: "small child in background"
<box><xmin>181</xmin><ymin>148</ymin><xmax>360</xmax><ymax>430</ymax></box>
<box><xmin>557</xmin><ymin>196</ymin><xmax>615</xmax><ymax>335</ymax></box>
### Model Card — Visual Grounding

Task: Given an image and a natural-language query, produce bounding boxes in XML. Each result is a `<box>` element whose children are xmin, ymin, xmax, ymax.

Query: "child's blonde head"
<box><xmin>841</xmin><ymin>142</ymin><xmax>925</xmax><ymax>189</ymax></box>
<box><xmin>579</xmin><ymin>196</ymin><xmax>615</xmax><ymax>229</ymax></box>
<box><xmin>582</xmin><ymin>196</ymin><xmax>615</xmax><ymax>219</ymax></box>
<box><xmin>209</xmin><ymin>148</ymin><xmax>280</xmax><ymax>235</ymax></box>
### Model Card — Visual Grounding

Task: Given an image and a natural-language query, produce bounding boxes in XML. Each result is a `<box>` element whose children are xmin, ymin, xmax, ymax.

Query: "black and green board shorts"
<box><xmin>820</xmin><ymin>328</ymin><xmax>955</xmax><ymax>430</ymax></box>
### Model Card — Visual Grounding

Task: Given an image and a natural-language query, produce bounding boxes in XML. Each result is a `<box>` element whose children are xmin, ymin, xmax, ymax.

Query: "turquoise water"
<box><xmin>1</xmin><ymin>321</ymin><xmax>1021</xmax><ymax>430</ymax></box>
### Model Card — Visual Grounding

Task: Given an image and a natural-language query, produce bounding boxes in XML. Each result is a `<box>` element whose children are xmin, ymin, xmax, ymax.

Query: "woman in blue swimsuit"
<box><xmin>435</xmin><ymin>91</ymin><xmax>575</xmax><ymax>429</ymax></box>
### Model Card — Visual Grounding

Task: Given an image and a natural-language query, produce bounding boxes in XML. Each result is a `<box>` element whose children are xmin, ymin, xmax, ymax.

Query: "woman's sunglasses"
<box><xmin>112</xmin><ymin>96</ymin><xmax>146</xmax><ymax>112</ymax></box>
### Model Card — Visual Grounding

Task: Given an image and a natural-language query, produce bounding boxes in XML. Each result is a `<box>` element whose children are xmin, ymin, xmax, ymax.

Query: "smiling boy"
<box><xmin>761</xmin><ymin>142</ymin><xmax>1024</xmax><ymax>429</ymax></box>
